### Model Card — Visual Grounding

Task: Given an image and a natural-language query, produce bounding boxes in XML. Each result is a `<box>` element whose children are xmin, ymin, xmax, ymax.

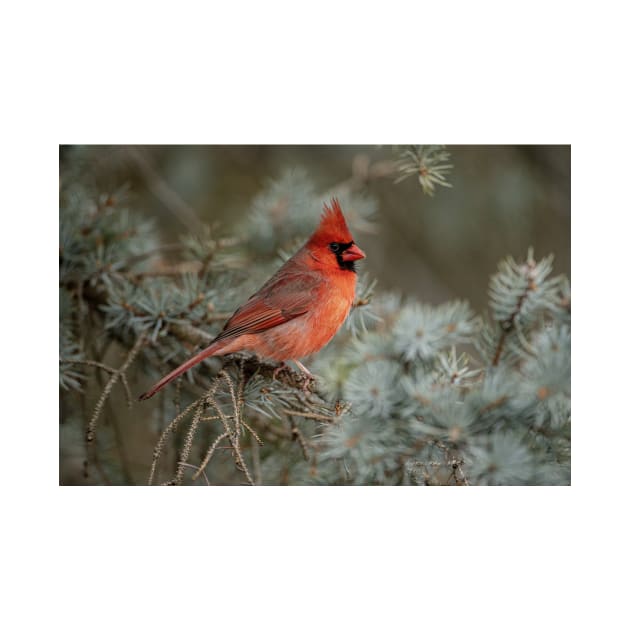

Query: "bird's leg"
<box><xmin>272</xmin><ymin>360</ymin><xmax>315</xmax><ymax>392</ymax></box>
<box><xmin>293</xmin><ymin>360</ymin><xmax>316</xmax><ymax>392</ymax></box>
<box><xmin>272</xmin><ymin>361</ymin><xmax>288</xmax><ymax>380</ymax></box>
<box><xmin>293</xmin><ymin>360</ymin><xmax>313</xmax><ymax>378</ymax></box>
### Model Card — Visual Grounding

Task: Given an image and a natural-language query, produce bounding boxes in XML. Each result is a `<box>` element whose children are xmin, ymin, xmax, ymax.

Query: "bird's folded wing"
<box><xmin>213</xmin><ymin>271</ymin><xmax>321</xmax><ymax>342</ymax></box>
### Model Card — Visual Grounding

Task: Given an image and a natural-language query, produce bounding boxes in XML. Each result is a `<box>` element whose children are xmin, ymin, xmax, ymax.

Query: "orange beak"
<box><xmin>341</xmin><ymin>243</ymin><xmax>366</xmax><ymax>262</ymax></box>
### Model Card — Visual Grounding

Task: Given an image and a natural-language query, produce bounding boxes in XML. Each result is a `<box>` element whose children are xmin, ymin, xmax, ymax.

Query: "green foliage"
<box><xmin>59</xmin><ymin>151</ymin><xmax>570</xmax><ymax>486</ymax></box>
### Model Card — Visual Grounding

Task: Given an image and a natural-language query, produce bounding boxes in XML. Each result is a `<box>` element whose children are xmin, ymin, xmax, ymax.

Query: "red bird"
<box><xmin>139</xmin><ymin>198</ymin><xmax>365</xmax><ymax>400</ymax></box>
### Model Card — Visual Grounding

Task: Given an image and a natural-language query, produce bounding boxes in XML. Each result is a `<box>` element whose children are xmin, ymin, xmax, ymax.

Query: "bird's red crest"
<box><xmin>308</xmin><ymin>198</ymin><xmax>354</xmax><ymax>247</ymax></box>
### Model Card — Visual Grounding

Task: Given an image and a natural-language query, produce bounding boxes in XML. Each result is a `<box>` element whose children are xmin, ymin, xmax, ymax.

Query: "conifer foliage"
<box><xmin>59</xmin><ymin>147</ymin><xmax>570</xmax><ymax>485</ymax></box>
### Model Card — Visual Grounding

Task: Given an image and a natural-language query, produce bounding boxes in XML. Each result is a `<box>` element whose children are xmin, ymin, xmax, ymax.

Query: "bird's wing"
<box><xmin>213</xmin><ymin>270</ymin><xmax>322</xmax><ymax>342</ymax></box>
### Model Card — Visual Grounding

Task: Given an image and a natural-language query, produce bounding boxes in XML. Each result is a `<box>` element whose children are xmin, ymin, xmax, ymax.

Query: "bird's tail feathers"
<box><xmin>138</xmin><ymin>341</ymin><xmax>224</xmax><ymax>401</ymax></box>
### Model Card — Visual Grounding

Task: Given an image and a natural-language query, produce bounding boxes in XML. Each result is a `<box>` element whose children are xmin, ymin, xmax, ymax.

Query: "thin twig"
<box><xmin>221</xmin><ymin>370</ymin><xmax>240</xmax><ymax>440</ymax></box>
<box><xmin>148</xmin><ymin>398</ymin><xmax>203</xmax><ymax>485</ymax></box>
<box><xmin>120</xmin><ymin>374</ymin><xmax>133</xmax><ymax>408</ymax></box>
<box><xmin>178</xmin><ymin>462</ymin><xmax>211</xmax><ymax>486</ymax></box>
<box><xmin>211</xmin><ymin>387</ymin><xmax>255</xmax><ymax>486</ymax></box>
<box><xmin>61</xmin><ymin>358</ymin><xmax>117</xmax><ymax>374</ymax></box>
<box><xmin>61</xmin><ymin>358</ymin><xmax>134</xmax><ymax>407</ymax></box>
<box><xmin>289</xmin><ymin>418</ymin><xmax>310</xmax><ymax>461</ymax></box>
<box><xmin>236</xmin><ymin>360</ymin><xmax>246</xmax><ymax>436</ymax></box>
<box><xmin>86</xmin><ymin>332</ymin><xmax>146</xmax><ymax>444</ymax></box>
<box><xmin>193</xmin><ymin>431</ymin><xmax>229</xmax><ymax>481</ymax></box>
<box><xmin>149</xmin><ymin>379</ymin><xmax>230</xmax><ymax>485</ymax></box>
<box><xmin>251</xmin><ymin>438</ymin><xmax>262</xmax><ymax>486</ymax></box>
<box><xmin>250</xmin><ymin>417</ymin><xmax>289</xmax><ymax>442</ymax></box>
<box><xmin>451</xmin><ymin>459</ymin><xmax>470</xmax><ymax>486</ymax></box>
<box><xmin>282</xmin><ymin>409</ymin><xmax>337</xmax><ymax>424</ymax></box>
<box><xmin>242</xmin><ymin>420</ymin><xmax>263</xmax><ymax>445</ymax></box>
<box><xmin>492</xmin><ymin>266</ymin><xmax>537</xmax><ymax>366</ymax></box>
<box><xmin>201</xmin><ymin>414</ymin><xmax>222</xmax><ymax>422</ymax></box>
<box><xmin>173</xmin><ymin>403</ymin><xmax>204</xmax><ymax>485</ymax></box>
<box><xmin>165</xmin><ymin>378</ymin><xmax>222</xmax><ymax>485</ymax></box>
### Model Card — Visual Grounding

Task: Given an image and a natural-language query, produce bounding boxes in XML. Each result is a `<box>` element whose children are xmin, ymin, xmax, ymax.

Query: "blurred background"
<box><xmin>59</xmin><ymin>145</ymin><xmax>570</xmax><ymax>313</ymax></box>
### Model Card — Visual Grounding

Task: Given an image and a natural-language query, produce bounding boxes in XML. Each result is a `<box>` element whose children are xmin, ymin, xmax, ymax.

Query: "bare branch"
<box><xmin>242</xmin><ymin>420</ymin><xmax>263</xmax><ymax>446</ymax></box>
<box><xmin>86</xmin><ymin>332</ymin><xmax>146</xmax><ymax>445</ymax></box>
<box><xmin>193</xmin><ymin>431</ymin><xmax>229</xmax><ymax>481</ymax></box>
<box><xmin>289</xmin><ymin>418</ymin><xmax>310</xmax><ymax>461</ymax></box>
<box><xmin>172</xmin><ymin>403</ymin><xmax>205</xmax><ymax>485</ymax></box>
<box><xmin>282</xmin><ymin>409</ymin><xmax>338</xmax><ymax>424</ymax></box>
<box><xmin>148</xmin><ymin>397</ymin><xmax>203</xmax><ymax>485</ymax></box>
<box><xmin>177</xmin><ymin>462</ymin><xmax>211</xmax><ymax>486</ymax></box>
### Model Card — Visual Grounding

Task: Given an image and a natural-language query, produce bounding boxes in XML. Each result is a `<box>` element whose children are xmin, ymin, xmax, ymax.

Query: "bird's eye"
<box><xmin>329</xmin><ymin>242</ymin><xmax>341</xmax><ymax>253</ymax></box>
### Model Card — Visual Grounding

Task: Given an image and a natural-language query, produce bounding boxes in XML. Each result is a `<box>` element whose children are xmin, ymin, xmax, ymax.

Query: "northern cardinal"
<box><xmin>139</xmin><ymin>198</ymin><xmax>365</xmax><ymax>400</ymax></box>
